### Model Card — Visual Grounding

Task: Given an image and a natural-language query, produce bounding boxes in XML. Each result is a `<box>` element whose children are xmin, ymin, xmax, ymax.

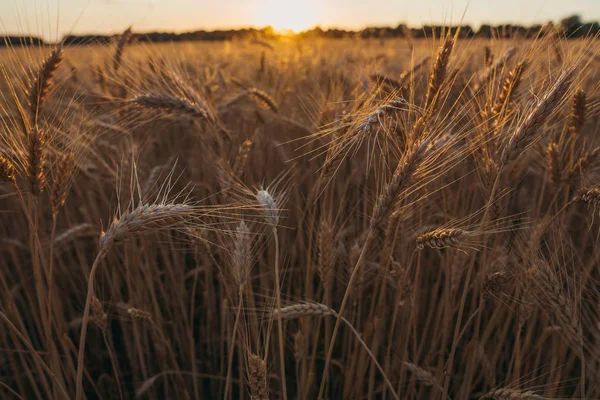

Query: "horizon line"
<box><xmin>3</xmin><ymin>14</ymin><xmax>597</xmax><ymax>39</ymax></box>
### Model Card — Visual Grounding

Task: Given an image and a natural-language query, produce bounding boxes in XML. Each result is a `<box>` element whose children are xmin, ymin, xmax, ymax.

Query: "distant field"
<box><xmin>0</xmin><ymin>32</ymin><xmax>599</xmax><ymax>399</ymax></box>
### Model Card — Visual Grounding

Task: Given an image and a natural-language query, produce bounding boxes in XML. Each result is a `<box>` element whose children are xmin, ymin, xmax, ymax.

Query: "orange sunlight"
<box><xmin>251</xmin><ymin>0</ymin><xmax>323</xmax><ymax>32</ymax></box>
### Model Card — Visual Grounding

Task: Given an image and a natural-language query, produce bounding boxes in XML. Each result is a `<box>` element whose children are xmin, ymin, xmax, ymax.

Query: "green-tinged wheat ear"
<box><xmin>28</xmin><ymin>45</ymin><xmax>63</xmax><ymax>120</ymax></box>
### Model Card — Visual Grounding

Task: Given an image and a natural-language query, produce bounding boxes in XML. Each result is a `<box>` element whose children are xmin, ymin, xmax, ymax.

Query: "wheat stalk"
<box><xmin>271</xmin><ymin>302</ymin><xmax>399</xmax><ymax>400</ymax></box>
<box><xmin>484</xmin><ymin>46</ymin><xmax>493</xmax><ymax>67</ymax></box>
<box><xmin>569</xmin><ymin>146</ymin><xmax>600</xmax><ymax>182</ymax></box>
<box><xmin>76</xmin><ymin>195</ymin><xmax>208</xmax><ymax>400</ymax></box>
<box><xmin>399</xmin><ymin>56</ymin><xmax>431</xmax><ymax>83</ymax></box>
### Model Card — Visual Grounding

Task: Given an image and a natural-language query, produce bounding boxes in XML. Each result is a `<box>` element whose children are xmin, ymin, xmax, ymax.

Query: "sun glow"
<box><xmin>252</xmin><ymin>0</ymin><xmax>323</xmax><ymax>33</ymax></box>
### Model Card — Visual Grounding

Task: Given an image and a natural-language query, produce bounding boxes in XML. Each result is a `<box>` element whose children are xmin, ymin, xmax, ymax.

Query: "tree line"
<box><xmin>1</xmin><ymin>14</ymin><xmax>597</xmax><ymax>47</ymax></box>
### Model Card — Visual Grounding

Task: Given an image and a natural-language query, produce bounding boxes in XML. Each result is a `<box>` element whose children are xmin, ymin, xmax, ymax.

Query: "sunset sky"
<box><xmin>1</xmin><ymin>0</ymin><xmax>599</xmax><ymax>39</ymax></box>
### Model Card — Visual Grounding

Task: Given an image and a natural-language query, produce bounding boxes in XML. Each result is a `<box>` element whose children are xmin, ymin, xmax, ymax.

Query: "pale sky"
<box><xmin>1</xmin><ymin>0</ymin><xmax>599</xmax><ymax>40</ymax></box>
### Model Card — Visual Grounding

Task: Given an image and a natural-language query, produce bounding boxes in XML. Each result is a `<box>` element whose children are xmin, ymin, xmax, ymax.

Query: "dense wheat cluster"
<box><xmin>0</xmin><ymin>27</ymin><xmax>599</xmax><ymax>399</ymax></box>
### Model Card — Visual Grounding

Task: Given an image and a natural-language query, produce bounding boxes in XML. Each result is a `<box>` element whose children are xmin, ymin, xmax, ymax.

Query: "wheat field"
<box><xmin>0</xmin><ymin>29</ymin><xmax>600</xmax><ymax>399</ymax></box>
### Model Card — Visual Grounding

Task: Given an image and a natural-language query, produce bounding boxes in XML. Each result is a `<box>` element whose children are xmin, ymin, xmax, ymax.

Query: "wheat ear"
<box><xmin>416</xmin><ymin>228</ymin><xmax>470</xmax><ymax>250</ymax></box>
<box><xmin>28</xmin><ymin>45</ymin><xmax>63</xmax><ymax>121</ymax></box>
<box><xmin>114</xmin><ymin>26</ymin><xmax>132</xmax><ymax>72</ymax></box>
<box><xmin>492</xmin><ymin>60</ymin><xmax>528</xmax><ymax>123</ymax></box>
<box><xmin>132</xmin><ymin>94</ymin><xmax>210</xmax><ymax>121</ymax></box>
<box><xmin>424</xmin><ymin>35</ymin><xmax>455</xmax><ymax>111</ymax></box>
<box><xmin>27</xmin><ymin>127</ymin><xmax>46</xmax><ymax>196</ymax></box>
<box><xmin>500</xmin><ymin>66</ymin><xmax>576</xmax><ymax>167</ymax></box>
<box><xmin>247</xmin><ymin>353</ymin><xmax>269</xmax><ymax>400</ymax></box>
<box><xmin>0</xmin><ymin>154</ymin><xmax>16</xmax><ymax>185</ymax></box>
<box><xmin>568</xmin><ymin>88</ymin><xmax>586</xmax><ymax>135</ymax></box>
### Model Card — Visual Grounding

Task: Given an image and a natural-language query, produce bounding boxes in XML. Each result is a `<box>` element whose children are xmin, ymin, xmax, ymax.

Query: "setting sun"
<box><xmin>251</xmin><ymin>0</ymin><xmax>323</xmax><ymax>32</ymax></box>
